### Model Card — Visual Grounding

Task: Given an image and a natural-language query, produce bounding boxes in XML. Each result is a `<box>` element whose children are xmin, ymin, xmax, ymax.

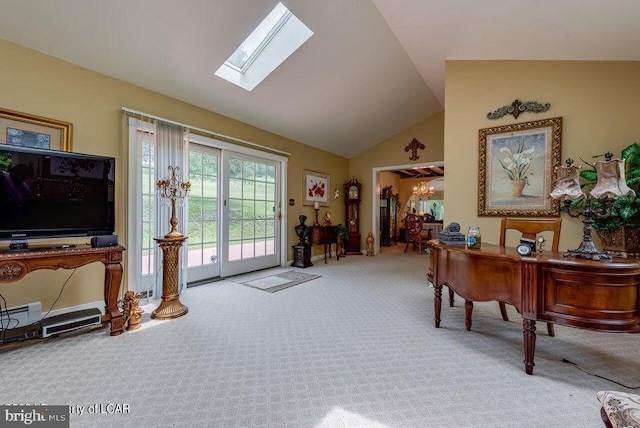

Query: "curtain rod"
<box><xmin>121</xmin><ymin>107</ymin><xmax>291</xmax><ymax>157</ymax></box>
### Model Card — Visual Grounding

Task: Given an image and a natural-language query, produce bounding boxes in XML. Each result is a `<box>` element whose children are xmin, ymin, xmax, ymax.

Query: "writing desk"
<box><xmin>427</xmin><ymin>240</ymin><xmax>640</xmax><ymax>375</ymax></box>
<box><xmin>0</xmin><ymin>244</ymin><xmax>126</xmax><ymax>336</ymax></box>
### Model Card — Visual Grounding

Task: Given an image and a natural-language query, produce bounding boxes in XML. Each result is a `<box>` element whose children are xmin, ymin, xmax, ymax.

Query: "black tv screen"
<box><xmin>0</xmin><ymin>145</ymin><xmax>115</xmax><ymax>242</ymax></box>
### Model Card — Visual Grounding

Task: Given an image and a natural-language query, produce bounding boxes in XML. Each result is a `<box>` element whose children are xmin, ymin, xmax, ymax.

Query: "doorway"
<box><xmin>371</xmin><ymin>161</ymin><xmax>444</xmax><ymax>255</ymax></box>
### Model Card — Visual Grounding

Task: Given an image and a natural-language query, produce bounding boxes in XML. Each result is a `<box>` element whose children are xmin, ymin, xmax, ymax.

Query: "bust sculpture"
<box><xmin>294</xmin><ymin>214</ymin><xmax>311</xmax><ymax>246</ymax></box>
<box><xmin>323</xmin><ymin>211</ymin><xmax>332</xmax><ymax>226</ymax></box>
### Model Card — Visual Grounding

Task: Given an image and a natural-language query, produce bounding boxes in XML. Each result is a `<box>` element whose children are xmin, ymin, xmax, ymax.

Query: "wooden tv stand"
<box><xmin>0</xmin><ymin>244</ymin><xmax>126</xmax><ymax>336</ymax></box>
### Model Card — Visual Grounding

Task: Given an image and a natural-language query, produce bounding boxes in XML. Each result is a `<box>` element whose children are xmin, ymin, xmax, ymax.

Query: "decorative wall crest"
<box><xmin>404</xmin><ymin>137</ymin><xmax>425</xmax><ymax>161</ymax></box>
<box><xmin>487</xmin><ymin>99</ymin><xmax>551</xmax><ymax>120</ymax></box>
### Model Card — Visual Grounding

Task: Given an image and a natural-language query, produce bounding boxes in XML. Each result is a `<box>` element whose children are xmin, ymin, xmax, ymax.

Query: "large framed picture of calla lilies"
<box><xmin>478</xmin><ymin>117</ymin><xmax>562</xmax><ymax>217</ymax></box>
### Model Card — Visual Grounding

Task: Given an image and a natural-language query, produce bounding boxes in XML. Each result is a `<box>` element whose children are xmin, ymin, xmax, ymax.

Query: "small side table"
<box><xmin>310</xmin><ymin>225</ymin><xmax>339</xmax><ymax>264</ymax></box>
<box><xmin>152</xmin><ymin>235</ymin><xmax>188</xmax><ymax>319</ymax></box>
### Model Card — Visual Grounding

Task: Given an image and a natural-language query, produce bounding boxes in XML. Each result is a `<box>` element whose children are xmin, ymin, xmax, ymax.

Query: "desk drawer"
<box><xmin>541</xmin><ymin>266</ymin><xmax>640</xmax><ymax>332</ymax></box>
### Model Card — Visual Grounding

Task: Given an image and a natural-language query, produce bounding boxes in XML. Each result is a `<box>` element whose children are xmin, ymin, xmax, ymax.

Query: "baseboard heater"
<box><xmin>41</xmin><ymin>308</ymin><xmax>102</xmax><ymax>338</ymax></box>
<box><xmin>2</xmin><ymin>302</ymin><xmax>42</xmax><ymax>329</ymax></box>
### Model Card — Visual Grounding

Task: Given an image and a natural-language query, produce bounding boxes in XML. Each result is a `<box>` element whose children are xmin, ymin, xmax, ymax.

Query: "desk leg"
<box><xmin>324</xmin><ymin>241</ymin><xmax>328</xmax><ymax>264</ymax></box>
<box><xmin>103</xmin><ymin>262</ymin><xmax>124</xmax><ymax>336</ymax></box>
<box><xmin>523</xmin><ymin>318</ymin><xmax>536</xmax><ymax>375</ymax></box>
<box><xmin>434</xmin><ymin>284</ymin><xmax>442</xmax><ymax>328</ymax></box>
<box><xmin>464</xmin><ymin>300</ymin><xmax>473</xmax><ymax>331</ymax></box>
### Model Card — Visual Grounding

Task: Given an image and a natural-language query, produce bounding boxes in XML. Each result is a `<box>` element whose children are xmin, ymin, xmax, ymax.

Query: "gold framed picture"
<box><xmin>478</xmin><ymin>117</ymin><xmax>562</xmax><ymax>217</ymax></box>
<box><xmin>0</xmin><ymin>108</ymin><xmax>73</xmax><ymax>151</ymax></box>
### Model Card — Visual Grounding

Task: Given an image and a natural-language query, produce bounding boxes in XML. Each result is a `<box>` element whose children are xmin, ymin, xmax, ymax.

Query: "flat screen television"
<box><xmin>0</xmin><ymin>144</ymin><xmax>115</xmax><ymax>246</ymax></box>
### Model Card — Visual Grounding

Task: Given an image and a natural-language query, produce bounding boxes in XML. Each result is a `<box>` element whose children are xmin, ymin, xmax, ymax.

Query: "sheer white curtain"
<box><xmin>155</xmin><ymin>121</ymin><xmax>190</xmax><ymax>292</ymax></box>
<box><xmin>126</xmin><ymin>114</ymin><xmax>189</xmax><ymax>298</ymax></box>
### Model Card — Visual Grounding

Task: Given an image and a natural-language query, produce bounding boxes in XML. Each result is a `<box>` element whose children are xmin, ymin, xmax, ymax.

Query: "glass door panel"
<box><xmin>221</xmin><ymin>153</ymin><xmax>279</xmax><ymax>277</ymax></box>
<box><xmin>187</xmin><ymin>145</ymin><xmax>220</xmax><ymax>282</ymax></box>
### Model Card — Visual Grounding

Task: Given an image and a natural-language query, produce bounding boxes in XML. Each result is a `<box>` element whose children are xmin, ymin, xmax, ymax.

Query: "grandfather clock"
<box><xmin>344</xmin><ymin>178</ymin><xmax>362</xmax><ymax>255</ymax></box>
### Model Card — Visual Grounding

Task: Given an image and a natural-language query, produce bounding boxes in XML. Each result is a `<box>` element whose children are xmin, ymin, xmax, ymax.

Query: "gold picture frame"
<box><xmin>478</xmin><ymin>117</ymin><xmax>562</xmax><ymax>217</ymax></box>
<box><xmin>0</xmin><ymin>108</ymin><xmax>73</xmax><ymax>151</ymax></box>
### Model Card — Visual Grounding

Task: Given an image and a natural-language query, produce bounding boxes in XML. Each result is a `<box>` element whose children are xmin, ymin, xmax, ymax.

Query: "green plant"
<box><xmin>336</xmin><ymin>223</ymin><xmax>349</xmax><ymax>240</ymax></box>
<box><xmin>573</xmin><ymin>142</ymin><xmax>640</xmax><ymax>232</ymax></box>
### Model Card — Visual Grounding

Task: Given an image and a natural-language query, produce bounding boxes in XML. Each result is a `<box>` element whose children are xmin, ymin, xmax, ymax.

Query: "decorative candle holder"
<box><xmin>313</xmin><ymin>201</ymin><xmax>320</xmax><ymax>226</ymax></box>
<box><xmin>157</xmin><ymin>166</ymin><xmax>191</xmax><ymax>238</ymax></box>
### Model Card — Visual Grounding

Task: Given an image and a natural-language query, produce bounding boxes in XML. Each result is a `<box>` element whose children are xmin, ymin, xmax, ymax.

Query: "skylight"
<box><xmin>215</xmin><ymin>2</ymin><xmax>313</xmax><ymax>91</ymax></box>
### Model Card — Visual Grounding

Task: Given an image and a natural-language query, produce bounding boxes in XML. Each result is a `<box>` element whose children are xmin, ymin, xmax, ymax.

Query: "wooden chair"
<box><xmin>404</xmin><ymin>214</ymin><xmax>425</xmax><ymax>253</ymax></box>
<box><xmin>499</xmin><ymin>217</ymin><xmax>562</xmax><ymax>336</ymax></box>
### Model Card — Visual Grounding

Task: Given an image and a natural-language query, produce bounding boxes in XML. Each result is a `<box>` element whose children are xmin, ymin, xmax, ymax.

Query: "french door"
<box><xmin>219</xmin><ymin>151</ymin><xmax>281</xmax><ymax>277</ymax></box>
<box><xmin>185</xmin><ymin>137</ymin><xmax>284</xmax><ymax>281</ymax></box>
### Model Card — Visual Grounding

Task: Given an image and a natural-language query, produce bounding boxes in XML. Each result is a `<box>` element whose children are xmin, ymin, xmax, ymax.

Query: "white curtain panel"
<box><xmin>126</xmin><ymin>114</ymin><xmax>191</xmax><ymax>297</ymax></box>
<box><xmin>155</xmin><ymin>120</ymin><xmax>189</xmax><ymax>292</ymax></box>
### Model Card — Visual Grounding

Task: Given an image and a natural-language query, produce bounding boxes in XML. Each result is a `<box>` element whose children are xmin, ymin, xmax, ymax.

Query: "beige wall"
<box><xmin>379</xmin><ymin>171</ymin><xmax>400</xmax><ymax>190</ymax></box>
<box><xmin>444</xmin><ymin>60</ymin><xmax>640</xmax><ymax>249</ymax></box>
<box><xmin>349</xmin><ymin>111</ymin><xmax>445</xmax><ymax>249</ymax></box>
<box><xmin>0</xmin><ymin>39</ymin><xmax>347</xmax><ymax>311</ymax></box>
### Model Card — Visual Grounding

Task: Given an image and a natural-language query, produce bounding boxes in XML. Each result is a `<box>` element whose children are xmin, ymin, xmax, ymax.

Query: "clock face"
<box><xmin>516</xmin><ymin>243</ymin><xmax>532</xmax><ymax>256</ymax></box>
<box><xmin>349</xmin><ymin>185</ymin><xmax>359</xmax><ymax>199</ymax></box>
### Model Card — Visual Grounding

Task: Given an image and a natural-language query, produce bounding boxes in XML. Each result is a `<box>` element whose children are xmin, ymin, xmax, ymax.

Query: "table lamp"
<box><xmin>550</xmin><ymin>153</ymin><xmax>635</xmax><ymax>260</ymax></box>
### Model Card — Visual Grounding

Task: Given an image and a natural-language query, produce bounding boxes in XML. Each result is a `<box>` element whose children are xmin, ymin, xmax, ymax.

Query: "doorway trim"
<box><xmin>371</xmin><ymin>160</ymin><xmax>444</xmax><ymax>255</ymax></box>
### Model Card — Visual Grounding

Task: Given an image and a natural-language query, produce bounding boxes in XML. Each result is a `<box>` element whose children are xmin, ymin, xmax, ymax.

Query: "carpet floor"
<box><xmin>0</xmin><ymin>245</ymin><xmax>638</xmax><ymax>427</ymax></box>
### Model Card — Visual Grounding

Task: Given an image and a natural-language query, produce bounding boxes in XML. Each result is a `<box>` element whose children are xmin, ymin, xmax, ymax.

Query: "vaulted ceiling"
<box><xmin>0</xmin><ymin>1</ymin><xmax>639</xmax><ymax>158</ymax></box>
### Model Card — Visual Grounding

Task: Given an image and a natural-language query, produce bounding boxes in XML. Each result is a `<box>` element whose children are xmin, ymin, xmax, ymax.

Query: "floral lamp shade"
<box><xmin>550</xmin><ymin>163</ymin><xmax>584</xmax><ymax>200</ymax></box>
<box><xmin>590</xmin><ymin>158</ymin><xmax>636</xmax><ymax>199</ymax></box>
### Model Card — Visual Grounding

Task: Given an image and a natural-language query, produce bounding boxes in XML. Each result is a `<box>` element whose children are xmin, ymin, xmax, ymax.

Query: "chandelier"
<box><xmin>413</xmin><ymin>180</ymin><xmax>435</xmax><ymax>200</ymax></box>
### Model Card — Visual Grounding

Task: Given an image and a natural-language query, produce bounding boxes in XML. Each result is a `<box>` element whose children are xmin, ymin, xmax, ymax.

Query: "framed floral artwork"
<box><xmin>0</xmin><ymin>108</ymin><xmax>73</xmax><ymax>151</ymax></box>
<box><xmin>478</xmin><ymin>117</ymin><xmax>562</xmax><ymax>217</ymax></box>
<box><xmin>303</xmin><ymin>169</ymin><xmax>329</xmax><ymax>206</ymax></box>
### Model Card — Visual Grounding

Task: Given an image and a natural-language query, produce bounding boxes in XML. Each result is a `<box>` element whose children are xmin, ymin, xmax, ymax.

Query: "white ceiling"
<box><xmin>1</xmin><ymin>0</ymin><xmax>639</xmax><ymax>158</ymax></box>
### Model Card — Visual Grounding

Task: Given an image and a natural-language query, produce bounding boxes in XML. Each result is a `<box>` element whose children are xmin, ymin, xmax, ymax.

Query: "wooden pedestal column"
<box><xmin>291</xmin><ymin>244</ymin><xmax>312</xmax><ymax>268</ymax></box>
<box><xmin>152</xmin><ymin>235</ymin><xmax>188</xmax><ymax>319</ymax></box>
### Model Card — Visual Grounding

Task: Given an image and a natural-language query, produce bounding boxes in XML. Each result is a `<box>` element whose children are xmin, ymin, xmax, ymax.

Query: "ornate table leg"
<box><xmin>433</xmin><ymin>282</ymin><xmax>442</xmax><ymax>328</ymax></box>
<box><xmin>464</xmin><ymin>300</ymin><xmax>473</xmax><ymax>331</ymax></box>
<box><xmin>152</xmin><ymin>236</ymin><xmax>189</xmax><ymax>320</ymax></box>
<box><xmin>102</xmin><ymin>249</ymin><xmax>125</xmax><ymax>336</ymax></box>
<box><xmin>523</xmin><ymin>318</ymin><xmax>537</xmax><ymax>375</ymax></box>
<box><xmin>103</xmin><ymin>259</ymin><xmax>125</xmax><ymax>336</ymax></box>
<box><xmin>449</xmin><ymin>288</ymin><xmax>455</xmax><ymax>307</ymax></box>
